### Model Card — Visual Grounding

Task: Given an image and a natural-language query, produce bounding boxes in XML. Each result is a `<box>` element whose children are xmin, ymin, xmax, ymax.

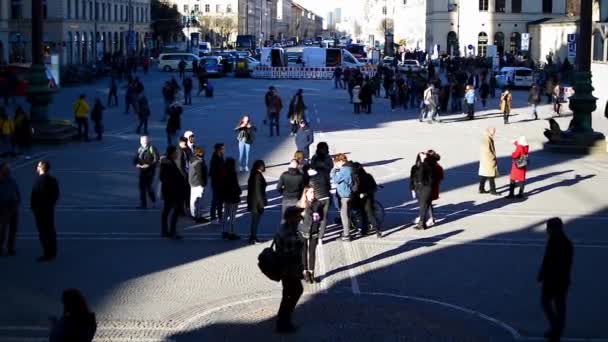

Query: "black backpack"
<box><xmin>258</xmin><ymin>241</ymin><xmax>281</xmax><ymax>282</ymax></box>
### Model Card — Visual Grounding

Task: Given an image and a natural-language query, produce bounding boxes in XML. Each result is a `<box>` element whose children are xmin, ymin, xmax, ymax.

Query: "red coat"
<box><xmin>510</xmin><ymin>143</ymin><xmax>529</xmax><ymax>182</ymax></box>
<box><xmin>431</xmin><ymin>164</ymin><xmax>444</xmax><ymax>201</ymax></box>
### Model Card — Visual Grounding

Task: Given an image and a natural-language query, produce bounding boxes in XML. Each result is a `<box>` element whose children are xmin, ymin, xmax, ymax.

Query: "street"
<box><xmin>1</xmin><ymin>69</ymin><xmax>608</xmax><ymax>341</ymax></box>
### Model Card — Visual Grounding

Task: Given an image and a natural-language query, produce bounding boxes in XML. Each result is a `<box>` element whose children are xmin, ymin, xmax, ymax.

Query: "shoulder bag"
<box><xmin>258</xmin><ymin>240</ymin><xmax>281</xmax><ymax>282</ymax></box>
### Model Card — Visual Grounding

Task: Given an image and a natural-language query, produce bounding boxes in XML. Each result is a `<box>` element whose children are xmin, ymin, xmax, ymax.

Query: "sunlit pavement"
<box><xmin>1</xmin><ymin>70</ymin><xmax>608</xmax><ymax>341</ymax></box>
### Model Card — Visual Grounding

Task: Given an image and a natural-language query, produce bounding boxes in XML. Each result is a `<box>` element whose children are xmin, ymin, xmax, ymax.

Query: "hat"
<box><xmin>517</xmin><ymin>136</ymin><xmax>528</xmax><ymax>146</ymax></box>
<box><xmin>184</xmin><ymin>131</ymin><xmax>194</xmax><ymax>139</ymax></box>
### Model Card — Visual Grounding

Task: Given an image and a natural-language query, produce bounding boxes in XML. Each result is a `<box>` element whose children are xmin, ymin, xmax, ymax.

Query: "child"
<box><xmin>501</xmin><ymin>88</ymin><xmax>513</xmax><ymax>125</ymax></box>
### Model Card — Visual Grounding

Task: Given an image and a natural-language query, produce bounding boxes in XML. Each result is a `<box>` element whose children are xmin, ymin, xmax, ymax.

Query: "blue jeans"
<box><xmin>238</xmin><ymin>140</ymin><xmax>250</xmax><ymax>169</ymax></box>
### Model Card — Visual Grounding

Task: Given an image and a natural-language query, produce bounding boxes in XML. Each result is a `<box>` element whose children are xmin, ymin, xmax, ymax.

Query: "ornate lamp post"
<box><xmin>26</xmin><ymin>0</ymin><xmax>54</xmax><ymax>123</ymax></box>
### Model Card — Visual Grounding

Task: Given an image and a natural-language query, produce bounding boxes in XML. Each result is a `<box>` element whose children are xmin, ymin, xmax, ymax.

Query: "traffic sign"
<box><xmin>567</xmin><ymin>33</ymin><xmax>577</xmax><ymax>59</ymax></box>
<box><xmin>521</xmin><ymin>33</ymin><xmax>530</xmax><ymax>51</ymax></box>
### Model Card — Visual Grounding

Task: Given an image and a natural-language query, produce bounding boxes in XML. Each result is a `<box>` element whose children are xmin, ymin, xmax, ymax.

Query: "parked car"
<box><xmin>303</xmin><ymin>40</ymin><xmax>313</xmax><ymax>46</ymax></box>
<box><xmin>398</xmin><ymin>59</ymin><xmax>422</xmax><ymax>72</ymax></box>
<box><xmin>200</xmin><ymin>56</ymin><xmax>224</xmax><ymax>77</ymax></box>
<box><xmin>157</xmin><ymin>53</ymin><xmax>200</xmax><ymax>72</ymax></box>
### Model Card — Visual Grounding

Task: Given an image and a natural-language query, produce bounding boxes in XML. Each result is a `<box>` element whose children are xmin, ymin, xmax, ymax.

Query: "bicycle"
<box><xmin>349</xmin><ymin>185</ymin><xmax>385</xmax><ymax>232</ymax></box>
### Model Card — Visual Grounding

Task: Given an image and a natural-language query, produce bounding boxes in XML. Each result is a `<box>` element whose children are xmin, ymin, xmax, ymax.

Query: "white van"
<box><xmin>260</xmin><ymin>48</ymin><xmax>288</xmax><ymax>67</ymax></box>
<box><xmin>495</xmin><ymin>67</ymin><xmax>534</xmax><ymax>88</ymax></box>
<box><xmin>157</xmin><ymin>53</ymin><xmax>200</xmax><ymax>72</ymax></box>
<box><xmin>302</xmin><ymin>48</ymin><xmax>363</xmax><ymax>68</ymax></box>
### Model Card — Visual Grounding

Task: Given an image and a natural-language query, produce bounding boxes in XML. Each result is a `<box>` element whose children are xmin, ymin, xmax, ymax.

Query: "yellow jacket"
<box><xmin>0</xmin><ymin>117</ymin><xmax>15</xmax><ymax>136</ymax></box>
<box><xmin>73</xmin><ymin>99</ymin><xmax>90</xmax><ymax>118</ymax></box>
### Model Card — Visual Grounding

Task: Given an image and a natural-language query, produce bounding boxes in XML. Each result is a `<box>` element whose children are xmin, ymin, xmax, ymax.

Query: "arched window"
<box><xmin>479</xmin><ymin>0</ymin><xmax>488</xmax><ymax>11</ymax></box>
<box><xmin>447</xmin><ymin>31</ymin><xmax>459</xmax><ymax>56</ymax></box>
<box><xmin>510</xmin><ymin>32</ymin><xmax>521</xmax><ymax>55</ymax></box>
<box><xmin>593</xmin><ymin>30</ymin><xmax>605</xmax><ymax>62</ymax></box>
<box><xmin>494</xmin><ymin>31</ymin><xmax>505</xmax><ymax>55</ymax></box>
<box><xmin>478</xmin><ymin>32</ymin><xmax>488</xmax><ymax>57</ymax></box>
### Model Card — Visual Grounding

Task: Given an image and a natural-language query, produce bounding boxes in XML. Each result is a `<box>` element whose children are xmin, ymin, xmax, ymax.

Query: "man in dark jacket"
<box><xmin>247</xmin><ymin>160</ymin><xmax>267</xmax><ymax>244</ymax></box>
<box><xmin>160</xmin><ymin>146</ymin><xmax>187</xmax><ymax>239</ymax></box>
<box><xmin>307</xmin><ymin>169</ymin><xmax>330</xmax><ymax>239</ymax></box>
<box><xmin>277</xmin><ymin>160</ymin><xmax>305</xmax><ymax>223</ymax></box>
<box><xmin>209</xmin><ymin>143</ymin><xmax>225</xmax><ymax>222</ymax></box>
<box><xmin>294</xmin><ymin>121</ymin><xmax>314</xmax><ymax>160</ymax></box>
<box><xmin>188</xmin><ymin>147</ymin><xmax>208</xmax><ymax>223</ymax></box>
<box><xmin>274</xmin><ymin>207</ymin><xmax>305</xmax><ymax>334</ymax></box>
<box><xmin>31</xmin><ymin>160</ymin><xmax>60</xmax><ymax>261</ymax></box>
<box><xmin>135</xmin><ymin>93</ymin><xmax>151</xmax><ymax>135</ymax></box>
<box><xmin>353</xmin><ymin>163</ymin><xmax>381</xmax><ymax>237</ymax></box>
<box><xmin>411</xmin><ymin>153</ymin><xmax>435</xmax><ymax>230</ymax></box>
<box><xmin>183</xmin><ymin>76</ymin><xmax>193</xmax><ymax>105</ymax></box>
<box><xmin>0</xmin><ymin>162</ymin><xmax>20</xmax><ymax>256</ymax></box>
<box><xmin>538</xmin><ymin>217</ymin><xmax>573</xmax><ymax>341</ymax></box>
<box><xmin>134</xmin><ymin>136</ymin><xmax>159</xmax><ymax>209</ymax></box>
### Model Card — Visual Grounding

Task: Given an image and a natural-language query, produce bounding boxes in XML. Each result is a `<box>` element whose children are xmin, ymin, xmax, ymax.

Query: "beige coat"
<box><xmin>479</xmin><ymin>134</ymin><xmax>499</xmax><ymax>177</ymax></box>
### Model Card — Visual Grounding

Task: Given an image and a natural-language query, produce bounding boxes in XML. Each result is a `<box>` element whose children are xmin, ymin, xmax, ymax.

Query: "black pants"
<box><xmin>33</xmin><ymin>208</ymin><xmax>57</xmax><ymax>258</ymax></box>
<box><xmin>76</xmin><ymin>118</ymin><xmax>89</xmax><ymax>140</ymax></box>
<box><xmin>107</xmin><ymin>91</ymin><xmax>118</xmax><ymax>107</ymax></box>
<box><xmin>184</xmin><ymin>91</ymin><xmax>192</xmax><ymax>105</ymax></box>
<box><xmin>416</xmin><ymin>188</ymin><xmax>432</xmax><ymax>228</ymax></box>
<box><xmin>281</xmin><ymin>198</ymin><xmax>299</xmax><ymax>224</ymax></box>
<box><xmin>354</xmin><ymin>103</ymin><xmax>360</xmax><ymax>113</ymax></box>
<box><xmin>302</xmin><ymin>236</ymin><xmax>318</xmax><ymax>271</ymax></box>
<box><xmin>269</xmin><ymin>113</ymin><xmax>279</xmax><ymax>136</ymax></box>
<box><xmin>503</xmin><ymin>111</ymin><xmax>510</xmax><ymax>124</ymax></box>
<box><xmin>249</xmin><ymin>209</ymin><xmax>263</xmax><ymax>239</ymax></box>
<box><xmin>93</xmin><ymin>120</ymin><xmax>103</xmax><ymax>140</ymax></box>
<box><xmin>137</xmin><ymin>117</ymin><xmax>148</xmax><ymax>134</ymax></box>
<box><xmin>318</xmin><ymin>198</ymin><xmax>330</xmax><ymax>239</ymax></box>
<box><xmin>139</xmin><ymin>170</ymin><xmax>156</xmax><ymax>207</ymax></box>
<box><xmin>467</xmin><ymin>102</ymin><xmax>475</xmax><ymax>119</ymax></box>
<box><xmin>210</xmin><ymin>186</ymin><xmax>223</xmax><ymax>220</ymax></box>
<box><xmin>541</xmin><ymin>286</ymin><xmax>568</xmax><ymax>339</ymax></box>
<box><xmin>278</xmin><ymin>276</ymin><xmax>303</xmax><ymax>326</ymax></box>
<box><xmin>0</xmin><ymin>209</ymin><xmax>18</xmax><ymax>253</ymax></box>
<box><xmin>508</xmin><ymin>180</ymin><xmax>525</xmax><ymax>197</ymax></box>
<box><xmin>161</xmin><ymin>200</ymin><xmax>180</xmax><ymax>236</ymax></box>
<box><xmin>479</xmin><ymin>177</ymin><xmax>497</xmax><ymax>193</ymax></box>
<box><xmin>361</xmin><ymin>195</ymin><xmax>378</xmax><ymax>233</ymax></box>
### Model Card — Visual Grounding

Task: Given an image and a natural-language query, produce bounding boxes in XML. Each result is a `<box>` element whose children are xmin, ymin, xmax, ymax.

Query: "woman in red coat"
<box><xmin>507</xmin><ymin>136</ymin><xmax>529</xmax><ymax>199</ymax></box>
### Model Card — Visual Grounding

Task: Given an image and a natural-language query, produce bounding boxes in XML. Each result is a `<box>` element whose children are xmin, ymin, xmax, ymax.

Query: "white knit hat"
<box><xmin>183</xmin><ymin>130</ymin><xmax>194</xmax><ymax>139</ymax></box>
<box><xmin>517</xmin><ymin>136</ymin><xmax>528</xmax><ymax>146</ymax></box>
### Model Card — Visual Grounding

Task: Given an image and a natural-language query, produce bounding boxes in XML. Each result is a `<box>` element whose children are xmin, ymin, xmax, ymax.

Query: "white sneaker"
<box><xmin>245</xmin><ymin>166</ymin><xmax>249</xmax><ymax>172</ymax></box>
<box><xmin>414</xmin><ymin>217</ymin><xmax>420</xmax><ymax>224</ymax></box>
<box><xmin>426</xmin><ymin>219</ymin><xmax>435</xmax><ymax>227</ymax></box>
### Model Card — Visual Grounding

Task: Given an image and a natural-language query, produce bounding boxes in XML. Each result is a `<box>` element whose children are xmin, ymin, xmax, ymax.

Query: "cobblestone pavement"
<box><xmin>1</xmin><ymin>70</ymin><xmax>608</xmax><ymax>341</ymax></box>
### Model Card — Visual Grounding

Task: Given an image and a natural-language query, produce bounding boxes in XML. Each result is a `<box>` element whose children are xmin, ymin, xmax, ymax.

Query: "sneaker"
<box><xmin>228</xmin><ymin>233</ymin><xmax>241</xmax><ymax>241</ymax></box>
<box><xmin>341</xmin><ymin>236</ymin><xmax>351</xmax><ymax>242</ymax></box>
<box><xmin>376</xmin><ymin>231</ymin><xmax>382</xmax><ymax>238</ymax></box>
<box><xmin>426</xmin><ymin>219</ymin><xmax>435</xmax><ymax>227</ymax></box>
<box><xmin>245</xmin><ymin>166</ymin><xmax>249</xmax><ymax>172</ymax></box>
<box><xmin>414</xmin><ymin>217</ymin><xmax>420</xmax><ymax>224</ymax></box>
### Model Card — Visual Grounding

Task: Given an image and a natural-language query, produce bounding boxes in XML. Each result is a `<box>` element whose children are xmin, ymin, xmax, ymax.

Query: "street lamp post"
<box><xmin>26</xmin><ymin>0</ymin><xmax>54</xmax><ymax>123</ymax></box>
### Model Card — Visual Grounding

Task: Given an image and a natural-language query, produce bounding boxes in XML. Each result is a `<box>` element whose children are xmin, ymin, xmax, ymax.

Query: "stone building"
<box><xmin>290</xmin><ymin>1</ymin><xmax>322</xmax><ymax>41</ymax></box>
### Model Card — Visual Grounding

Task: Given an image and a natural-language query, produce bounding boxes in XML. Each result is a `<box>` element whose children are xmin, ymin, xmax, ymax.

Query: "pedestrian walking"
<box><xmin>90</xmin><ymin>98</ymin><xmax>104</xmax><ymax>141</ymax></box>
<box><xmin>274</xmin><ymin>206</ymin><xmax>305</xmax><ymax>334</ymax></box>
<box><xmin>49</xmin><ymin>289</ymin><xmax>97</xmax><ymax>342</ymax></box>
<box><xmin>265</xmin><ymin>86</ymin><xmax>283</xmax><ymax>137</ymax></box>
<box><xmin>220</xmin><ymin>158</ymin><xmax>242</xmax><ymax>240</ymax></box>
<box><xmin>331</xmin><ymin>153</ymin><xmax>353</xmax><ymax>241</ymax></box>
<box><xmin>288</xmin><ymin>90</ymin><xmax>306</xmax><ymax>136</ymax></box>
<box><xmin>294</xmin><ymin>120</ymin><xmax>314</xmax><ymax>160</ymax></box>
<box><xmin>538</xmin><ymin>217</ymin><xmax>573</xmax><ymax>342</ymax></box>
<box><xmin>0</xmin><ymin>162</ymin><xmax>20</xmax><ymax>256</ymax></box>
<box><xmin>465</xmin><ymin>85</ymin><xmax>476</xmax><ymax>120</ymax></box>
<box><xmin>423</xmin><ymin>83</ymin><xmax>440</xmax><ymax>123</ymax></box>
<box><xmin>134</xmin><ymin>136</ymin><xmax>158</xmax><ymax>209</ymax></box>
<box><xmin>501</xmin><ymin>88</ymin><xmax>513</xmax><ymax>124</ymax></box>
<box><xmin>553</xmin><ymin>82</ymin><xmax>562</xmax><ymax>116</ymax></box>
<box><xmin>31</xmin><ymin>160</ymin><xmax>59</xmax><ymax>261</ymax></box>
<box><xmin>159</xmin><ymin>146</ymin><xmax>186</xmax><ymax>240</ymax></box>
<box><xmin>478</xmin><ymin>128</ymin><xmax>499</xmax><ymax>195</ymax></box>
<box><xmin>73</xmin><ymin>94</ymin><xmax>90</xmax><ymax>141</ymax></box>
<box><xmin>506</xmin><ymin>136</ymin><xmax>529</xmax><ymax>199</ymax></box>
<box><xmin>0</xmin><ymin>108</ymin><xmax>15</xmax><ymax>157</ymax></box>
<box><xmin>178</xmin><ymin>59</ymin><xmax>187</xmax><ymax>79</ymax></box>
<box><xmin>107</xmin><ymin>77</ymin><xmax>118</xmax><ymax>107</ymax></box>
<box><xmin>247</xmin><ymin>160</ymin><xmax>267</xmax><ymax>244</ymax></box>
<box><xmin>13</xmin><ymin>106</ymin><xmax>32</xmax><ymax>158</ymax></box>
<box><xmin>360</xmin><ymin>80</ymin><xmax>373</xmax><ymax>114</ymax></box>
<box><xmin>188</xmin><ymin>147</ymin><xmax>209</xmax><ymax>223</ymax></box>
<box><xmin>277</xmin><ymin>160</ymin><xmax>305</xmax><ymax>224</ymax></box>
<box><xmin>235</xmin><ymin>115</ymin><xmax>256</xmax><ymax>172</ymax></box>
<box><xmin>209</xmin><ymin>143</ymin><xmax>225</xmax><ymax>223</ymax></box>
<box><xmin>353</xmin><ymin>84</ymin><xmax>361</xmax><ymax>113</ymax></box>
<box><xmin>425</xmin><ymin>150</ymin><xmax>444</xmax><ymax>227</ymax></box>
<box><xmin>165</xmin><ymin>102</ymin><xmax>182</xmax><ymax>146</ymax></box>
<box><xmin>298</xmin><ymin>185</ymin><xmax>323</xmax><ymax>284</ymax></box>
<box><xmin>409</xmin><ymin>152</ymin><xmax>435</xmax><ymax>230</ymax></box>
<box><xmin>183</xmin><ymin>76</ymin><xmax>193</xmax><ymax>105</ymax></box>
<box><xmin>529</xmin><ymin>84</ymin><xmax>541</xmax><ymax>120</ymax></box>
<box><xmin>136</xmin><ymin>93</ymin><xmax>151</xmax><ymax>135</ymax></box>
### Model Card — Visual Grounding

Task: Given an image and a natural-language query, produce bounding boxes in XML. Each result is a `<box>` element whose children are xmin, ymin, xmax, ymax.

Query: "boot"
<box><xmin>506</xmin><ymin>183</ymin><xmax>515</xmax><ymax>199</ymax></box>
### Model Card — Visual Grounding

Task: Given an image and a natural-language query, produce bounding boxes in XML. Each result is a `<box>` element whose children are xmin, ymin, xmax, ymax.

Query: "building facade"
<box><xmin>425</xmin><ymin>0</ymin><xmax>569</xmax><ymax>57</ymax></box>
<box><xmin>271</xmin><ymin>0</ymin><xmax>292</xmax><ymax>41</ymax></box>
<box><xmin>2</xmin><ymin>0</ymin><xmax>151</xmax><ymax>65</ymax></box>
<box><xmin>238</xmin><ymin>0</ymin><xmax>273</xmax><ymax>44</ymax></box>
<box><xmin>592</xmin><ymin>0</ymin><xmax>608</xmax><ymax>115</ymax></box>
<box><xmin>0</xmin><ymin>0</ymin><xmax>9</xmax><ymax>64</ymax></box>
<box><xmin>171</xmin><ymin>0</ymin><xmax>239</xmax><ymax>47</ymax></box>
<box><xmin>290</xmin><ymin>2</ymin><xmax>322</xmax><ymax>41</ymax></box>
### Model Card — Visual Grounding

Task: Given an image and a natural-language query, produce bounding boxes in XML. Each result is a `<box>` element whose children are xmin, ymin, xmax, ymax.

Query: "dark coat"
<box><xmin>160</xmin><ymin>158</ymin><xmax>187</xmax><ymax>203</ymax></box>
<box><xmin>309</xmin><ymin>172</ymin><xmax>330</xmax><ymax>200</ymax></box>
<box><xmin>538</xmin><ymin>233</ymin><xmax>573</xmax><ymax>292</ymax></box>
<box><xmin>166</xmin><ymin>105</ymin><xmax>182</xmax><ymax>133</ymax></box>
<box><xmin>30</xmin><ymin>174</ymin><xmax>59</xmax><ymax>210</ymax></box>
<box><xmin>277</xmin><ymin>168</ymin><xmax>305</xmax><ymax>200</ymax></box>
<box><xmin>310</xmin><ymin>153</ymin><xmax>333</xmax><ymax>178</ymax></box>
<box><xmin>188</xmin><ymin>157</ymin><xmax>208</xmax><ymax>187</ymax></box>
<box><xmin>209</xmin><ymin>153</ymin><xmax>224</xmax><ymax>187</ymax></box>
<box><xmin>247</xmin><ymin>171</ymin><xmax>267</xmax><ymax>213</ymax></box>
<box><xmin>299</xmin><ymin>199</ymin><xmax>323</xmax><ymax>238</ymax></box>
<box><xmin>219</xmin><ymin>171</ymin><xmax>242</xmax><ymax>204</ymax></box>
<box><xmin>49</xmin><ymin>313</ymin><xmax>97</xmax><ymax>342</ymax></box>
<box><xmin>410</xmin><ymin>160</ymin><xmax>435</xmax><ymax>193</ymax></box>
<box><xmin>275</xmin><ymin>222</ymin><xmax>304</xmax><ymax>278</ymax></box>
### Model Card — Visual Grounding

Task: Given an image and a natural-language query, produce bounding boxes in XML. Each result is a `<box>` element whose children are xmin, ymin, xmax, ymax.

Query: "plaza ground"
<box><xmin>1</xmin><ymin>70</ymin><xmax>608</xmax><ymax>341</ymax></box>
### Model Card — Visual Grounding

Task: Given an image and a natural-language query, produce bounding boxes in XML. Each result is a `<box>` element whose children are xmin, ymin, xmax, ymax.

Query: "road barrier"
<box><xmin>252</xmin><ymin>66</ymin><xmax>378</xmax><ymax>80</ymax></box>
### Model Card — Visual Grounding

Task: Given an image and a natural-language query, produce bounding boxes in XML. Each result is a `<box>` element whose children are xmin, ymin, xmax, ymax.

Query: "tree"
<box><xmin>151</xmin><ymin>0</ymin><xmax>183</xmax><ymax>44</ymax></box>
<box><xmin>379</xmin><ymin>18</ymin><xmax>394</xmax><ymax>34</ymax></box>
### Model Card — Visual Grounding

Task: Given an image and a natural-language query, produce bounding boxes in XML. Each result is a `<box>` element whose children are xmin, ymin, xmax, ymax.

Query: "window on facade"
<box><xmin>494</xmin><ymin>31</ymin><xmax>505</xmax><ymax>54</ymax></box>
<box><xmin>67</xmin><ymin>0</ymin><xmax>71</xmax><ymax>18</ymax></box>
<box><xmin>120</xmin><ymin>5</ymin><xmax>123</xmax><ymax>21</ymax></box>
<box><xmin>75</xmin><ymin>0</ymin><xmax>79</xmax><ymax>18</ymax></box>
<box><xmin>227</xmin><ymin>4</ymin><xmax>232</xmax><ymax>13</ymax></box>
<box><xmin>512</xmin><ymin>0</ymin><xmax>522</xmax><ymax>13</ymax></box>
<box><xmin>204</xmin><ymin>4</ymin><xmax>209</xmax><ymax>12</ymax></box>
<box><xmin>89</xmin><ymin>1</ymin><xmax>93</xmax><ymax>20</ymax></box>
<box><xmin>447</xmin><ymin>31</ymin><xmax>459</xmax><ymax>56</ymax></box>
<box><xmin>543</xmin><ymin>0</ymin><xmax>552</xmax><ymax>13</ymax></box>
<box><xmin>114</xmin><ymin>4</ymin><xmax>117</xmax><ymax>22</ymax></box>
<box><xmin>510</xmin><ymin>32</ymin><xmax>521</xmax><ymax>54</ymax></box>
<box><xmin>102</xmin><ymin>3</ymin><xmax>106</xmax><ymax>20</ymax></box>
<box><xmin>216</xmin><ymin>4</ymin><xmax>221</xmax><ymax>13</ymax></box>
<box><xmin>94</xmin><ymin>2</ymin><xmax>98</xmax><ymax>20</ymax></box>
<box><xmin>11</xmin><ymin>0</ymin><xmax>22</xmax><ymax>19</ymax></box>
<box><xmin>593</xmin><ymin>30</ymin><xmax>605</xmax><ymax>61</ymax></box>
<box><xmin>382</xmin><ymin>6</ymin><xmax>387</xmax><ymax>15</ymax></box>
<box><xmin>478</xmin><ymin>32</ymin><xmax>488</xmax><ymax>56</ymax></box>
<box><xmin>43</xmin><ymin>0</ymin><xmax>47</xmax><ymax>19</ymax></box>
<box><xmin>495</xmin><ymin>0</ymin><xmax>505</xmax><ymax>12</ymax></box>
<box><xmin>184</xmin><ymin>4</ymin><xmax>189</xmax><ymax>13</ymax></box>
<box><xmin>479</xmin><ymin>0</ymin><xmax>488</xmax><ymax>11</ymax></box>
